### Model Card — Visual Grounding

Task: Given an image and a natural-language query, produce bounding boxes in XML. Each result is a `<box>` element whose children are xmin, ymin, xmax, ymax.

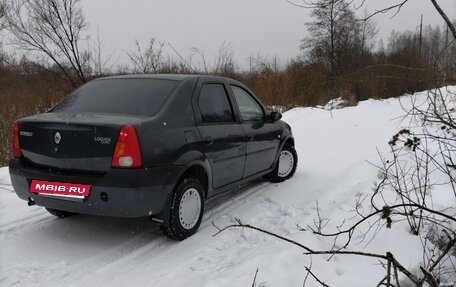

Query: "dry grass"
<box><xmin>0</xmin><ymin>66</ymin><xmax>70</xmax><ymax>165</ymax></box>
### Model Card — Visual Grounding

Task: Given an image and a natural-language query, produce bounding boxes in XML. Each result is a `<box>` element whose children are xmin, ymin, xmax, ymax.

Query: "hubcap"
<box><xmin>278</xmin><ymin>150</ymin><xmax>294</xmax><ymax>177</ymax></box>
<box><xmin>179</xmin><ymin>187</ymin><xmax>201</xmax><ymax>230</ymax></box>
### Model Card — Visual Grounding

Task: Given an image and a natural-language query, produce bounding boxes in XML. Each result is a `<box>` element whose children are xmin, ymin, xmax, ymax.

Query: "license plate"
<box><xmin>30</xmin><ymin>180</ymin><xmax>91</xmax><ymax>199</ymax></box>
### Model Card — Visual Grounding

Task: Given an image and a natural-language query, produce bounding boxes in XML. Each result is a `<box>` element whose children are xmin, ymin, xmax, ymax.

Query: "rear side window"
<box><xmin>51</xmin><ymin>78</ymin><xmax>179</xmax><ymax>116</ymax></box>
<box><xmin>198</xmin><ymin>84</ymin><xmax>234</xmax><ymax>123</ymax></box>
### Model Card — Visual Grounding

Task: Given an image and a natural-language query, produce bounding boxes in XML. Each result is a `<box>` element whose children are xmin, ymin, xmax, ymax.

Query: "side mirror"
<box><xmin>269</xmin><ymin>111</ymin><xmax>282</xmax><ymax>122</ymax></box>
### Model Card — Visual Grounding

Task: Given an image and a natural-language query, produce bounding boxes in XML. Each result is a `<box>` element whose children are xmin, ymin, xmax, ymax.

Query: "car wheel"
<box><xmin>45</xmin><ymin>208</ymin><xmax>75</xmax><ymax>218</ymax></box>
<box><xmin>268</xmin><ymin>144</ymin><xmax>298</xmax><ymax>183</ymax></box>
<box><xmin>161</xmin><ymin>177</ymin><xmax>205</xmax><ymax>241</ymax></box>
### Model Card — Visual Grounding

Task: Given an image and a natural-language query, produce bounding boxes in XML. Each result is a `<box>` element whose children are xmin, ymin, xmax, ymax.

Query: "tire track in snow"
<box><xmin>0</xmin><ymin>181</ymin><xmax>55</xmax><ymax>236</ymax></box>
<box><xmin>27</xmin><ymin>180</ymin><xmax>271</xmax><ymax>287</ymax></box>
<box><xmin>203</xmin><ymin>179</ymin><xmax>269</xmax><ymax>226</ymax></box>
<box><xmin>0</xmin><ymin>211</ymin><xmax>51</xmax><ymax>236</ymax></box>
<box><xmin>2</xmin><ymin>177</ymin><xmax>282</xmax><ymax>287</ymax></box>
<box><xmin>52</xmin><ymin>231</ymin><xmax>166</xmax><ymax>287</ymax></box>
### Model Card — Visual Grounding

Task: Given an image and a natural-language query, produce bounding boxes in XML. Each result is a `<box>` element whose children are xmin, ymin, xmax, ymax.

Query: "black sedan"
<box><xmin>9</xmin><ymin>74</ymin><xmax>297</xmax><ymax>240</ymax></box>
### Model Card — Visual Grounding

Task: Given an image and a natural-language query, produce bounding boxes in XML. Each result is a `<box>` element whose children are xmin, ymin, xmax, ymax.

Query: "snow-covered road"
<box><xmin>1</xmin><ymin>88</ymin><xmax>454</xmax><ymax>286</ymax></box>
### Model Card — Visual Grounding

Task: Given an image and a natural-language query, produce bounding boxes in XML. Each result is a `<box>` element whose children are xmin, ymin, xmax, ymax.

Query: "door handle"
<box><xmin>247</xmin><ymin>134</ymin><xmax>254</xmax><ymax>141</ymax></box>
<box><xmin>204</xmin><ymin>137</ymin><xmax>215</xmax><ymax>145</ymax></box>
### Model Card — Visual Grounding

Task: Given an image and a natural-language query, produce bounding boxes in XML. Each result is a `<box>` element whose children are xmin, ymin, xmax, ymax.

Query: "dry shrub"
<box><xmin>0</xmin><ymin>62</ymin><xmax>70</xmax><ymax>165</ymax></box>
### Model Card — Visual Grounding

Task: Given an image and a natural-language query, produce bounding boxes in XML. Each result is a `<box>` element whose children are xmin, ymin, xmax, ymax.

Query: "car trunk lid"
<box><xmin>18</xmin><ymin>112</ymin><xmax>143</xmax><ymax>173</ymax></box>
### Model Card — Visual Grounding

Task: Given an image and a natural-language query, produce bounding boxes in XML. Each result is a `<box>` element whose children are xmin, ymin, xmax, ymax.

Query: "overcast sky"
<box><xmin>81</xmin><ymin>0</ymin><xmax>456</xmax><ymax>70</ymax></box>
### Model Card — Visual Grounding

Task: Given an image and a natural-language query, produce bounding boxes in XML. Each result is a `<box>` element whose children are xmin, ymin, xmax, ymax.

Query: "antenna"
<box><xmin>167</xmin><ymin>43</ymin><xmax>195</xmax><ymax>73</ymax></box>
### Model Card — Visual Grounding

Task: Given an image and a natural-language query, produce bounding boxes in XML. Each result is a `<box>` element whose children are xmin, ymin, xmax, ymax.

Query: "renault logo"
<box><xmin>54</xmin><ymin>132</ymin><xmax>61</xmax><ymax>144</ymax></box>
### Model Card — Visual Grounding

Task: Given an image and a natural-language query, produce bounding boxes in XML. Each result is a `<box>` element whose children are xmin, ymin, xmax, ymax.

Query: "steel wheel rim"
<box><xmin>179</xmin><ymin>187</ymin><xmax>201</xmax><ymax>230</ymax></box>
<box><xmin>278</xmin><ymin>150</ymin><xmax>294</xmax><ymax>177</ymax></box>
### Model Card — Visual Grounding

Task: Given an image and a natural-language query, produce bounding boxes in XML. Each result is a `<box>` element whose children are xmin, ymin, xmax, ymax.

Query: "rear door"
<box><xmin>194</xmin><ymin>81</ymin><xmax>246</xmax><ymax>189</ymax></box>
<box><xmin>229</xmin><ymin>85</ymin><xmax>280</xmax><ymax>178</ymax></box>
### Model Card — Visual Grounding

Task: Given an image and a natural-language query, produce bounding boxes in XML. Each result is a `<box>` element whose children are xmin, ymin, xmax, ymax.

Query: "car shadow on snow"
<box><xmin>5</xmin><ymin>177</ymin><xmax>270</xmax><ymax>267</ymax></box>
<box><xmin>0</xmin><ymin>178</ymin><xmax>275</xmax><ymax>277</ymax></box>
<box><xmin>29</xmin><ymin>178</ymin><xmax>268</xmax><ymax>244</ymax></box>
<box><xmin>30</xmin><ymin>215</ymin><xmax>162</xmax><ymax>250</ymax></box>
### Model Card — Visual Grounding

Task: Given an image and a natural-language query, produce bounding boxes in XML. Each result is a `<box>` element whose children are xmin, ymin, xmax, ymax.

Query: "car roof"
<box><xmin>96</xmin><ymin>74</ymin><xmax>233</xmax><ymax>82</ymax></box>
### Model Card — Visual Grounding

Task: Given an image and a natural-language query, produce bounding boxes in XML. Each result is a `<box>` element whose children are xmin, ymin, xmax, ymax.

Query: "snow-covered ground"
<box><xmin>1</xmin><ymin>88</ymin><xmax>455</xmax><ymax>286</ymax></box>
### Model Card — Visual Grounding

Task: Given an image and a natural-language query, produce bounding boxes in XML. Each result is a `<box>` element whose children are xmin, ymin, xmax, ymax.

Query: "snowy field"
<box><xmin>1</xmin><ymin>88</ymin><xmax>455</xmax><ymax>286</ymax></box>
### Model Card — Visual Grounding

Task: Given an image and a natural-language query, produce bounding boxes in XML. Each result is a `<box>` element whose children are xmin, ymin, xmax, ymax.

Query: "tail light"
<box><xmin>12</xmin><ymin>121</ymin><xmax>22</xmax><ymax>158</ymax></box>
<box><xmin>111</xmin><ymin>125</ymin><xmax>142</xmax><ymax>168</ymax></box>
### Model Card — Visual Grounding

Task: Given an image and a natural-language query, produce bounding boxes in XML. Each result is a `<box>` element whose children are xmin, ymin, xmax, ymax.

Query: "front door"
<box><xmin>230</xmin><ymin>85</ymin><xmax>280</xmax><ymax>178</ymax></box>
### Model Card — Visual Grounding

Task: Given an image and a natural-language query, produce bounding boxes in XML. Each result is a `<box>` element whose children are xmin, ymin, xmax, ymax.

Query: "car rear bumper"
<box><xmin>9</xmin><ymin>158</ymin><xmax>185</xmax><ymax>218</ymax></box>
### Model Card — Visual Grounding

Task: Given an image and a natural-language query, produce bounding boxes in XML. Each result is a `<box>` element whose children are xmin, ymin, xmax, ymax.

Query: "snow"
<box><xmin>322</xmin><ymin>96</ymin><xmax>351</xmax><ymax>109</ymax></box>
<box><xmin>1</xmin><ymin>87</ymin><xmax>455</xmax><ymax>286</ymax></box>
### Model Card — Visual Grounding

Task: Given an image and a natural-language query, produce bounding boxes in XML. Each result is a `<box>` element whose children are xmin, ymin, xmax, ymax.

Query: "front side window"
<box><xmin>198</xmin><ymin>84</ymin><xmax>234</xmax><ymax>123</ymax></box>
<box><xmin>231</xmin><ymin>86</ymin><xmax>264</xmax><ymax>122</ymax></box>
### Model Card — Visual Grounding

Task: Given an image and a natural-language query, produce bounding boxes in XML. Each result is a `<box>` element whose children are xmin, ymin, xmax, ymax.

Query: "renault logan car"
<box><xmin>9</xmin><ymin>74</ymin><xmax>297</xmax><ymax>240</ymax></box>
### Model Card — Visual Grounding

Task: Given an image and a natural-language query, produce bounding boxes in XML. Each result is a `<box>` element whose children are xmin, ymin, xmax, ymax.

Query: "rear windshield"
<box><xmin>51</xmin><ymin>78</ymin><xmax>180</xmax><ymax>116</ymax></box>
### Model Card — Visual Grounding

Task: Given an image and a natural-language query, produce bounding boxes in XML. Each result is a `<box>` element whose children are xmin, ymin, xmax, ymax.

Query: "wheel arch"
<box><xmin>177</xmin><ymin>165</ymin><xmax>209</xmax><ymax>198</ymax></box>
<box><xmin>274</xmin><ymin>135</ymin><xmax>295</xmax><ymax>165</ymax></box>
<box><xmin>283</xmin><ymin>136</ymin><xmax>295</xmax><ymax>149</ymax></box>
<box><xmin>155</xmin><ymin>164</ymin><xmax>210</xmax><ymax>226</ymax></box>
<box><xmin>173</xmin><ymin>150</ymin><xmax>213</xmax><ymax>197</ymax></box>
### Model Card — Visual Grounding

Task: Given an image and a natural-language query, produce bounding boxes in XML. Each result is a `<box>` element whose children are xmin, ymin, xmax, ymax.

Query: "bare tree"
<box><xmin>0</xmin><ymin>1</ymin><xmax>5</xmax><ymax>30</ymax></box>
<box><xmin>89</xmin><ymin>27</ymin><xmax>115</xmax><ymax>77</ymax></box>
<box><xmin>429</xmin><ymin>0</ymin><xmax>456</xmax><ymax>40</ymax></box>
<box><xmin>302</xmin><ymin>0</ymin><xmax>363</xmax><ymax>77</ymax></box>
<box><xmin>189</xmin><ymin>41</ymin><xmax>238</xmax><ymax>76</ymax></box>
<box><xmin>367</xmin><ymin>0</ymin><xmax>455</xmax><ymax>41</ymax></box>
<box><xmin>126</xmin><ymin>37</ymin><xmax>165</xmax><ymax>74</ymax></box>
<box><xmin>213</xmin><ymin>41</ymin><xmax>236</xmax><ymax>76</ymax></box>
<box><xmin>290</xmin><ymin>0</ymin><xmax>456</xmax><ymax>40</ymax></box>
<box><xmin>4</xmin><ymin>0</ymin><xmax>90</xmax><ymax>87</ymax></box>
<box><xmin>189</xmin><ymin>46</ymin><xmax>209</xmax><ymax>74</ymax></box>
<box><xmin>359</xmin><ymin>8</ymin><xmax>378</xmax><ymax>55</ymax></box>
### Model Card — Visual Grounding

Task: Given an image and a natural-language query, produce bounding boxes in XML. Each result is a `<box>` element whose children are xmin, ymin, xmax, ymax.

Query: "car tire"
<box><xmin>161</xmin><ymin>177</ymin><xmax>205</xmax><ymax>241</ymax></box>
<box><xmin>45</xmin><ymin>208</ymin><xmax>75</xmax><ymax>218</ymax></box>
<box><xmin>268</xmin><ymin>144</ymin><xmax>298</xmax><ymax>183</ymax></box>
